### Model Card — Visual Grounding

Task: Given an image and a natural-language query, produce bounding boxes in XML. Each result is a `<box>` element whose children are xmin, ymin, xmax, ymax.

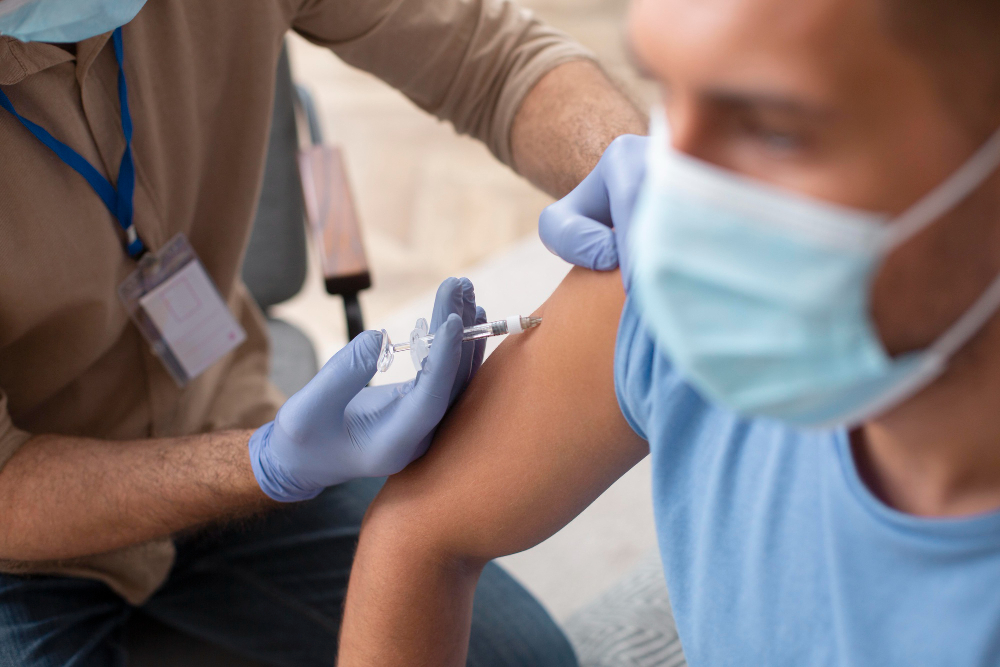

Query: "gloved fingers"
<box><xmin>391</xmin><ymin>378</ymin><xmax>416</xmax><ymax>398</ymax></box>
<box><xmin>598</xmin><ymin>135</ymin><xmax>649</xmax><ymax>205</ymax></box>
<box><xmin>459</xmin><ymin>278</ymin><xmax>477</xmax><ymax>328</ymax></box>
<box><xmin>539</xmin><ymin>134</ymin><xmax>651</xmax><ymax>271</ymax></box>
<box><xmin>286</xmin><ymin>329</ymin><xmax>382</xmax><ymax>421</ymax></box>
<box><xmin>345</xmin><ymin>388</ymin><xmax>436</xmax><ymax>478</ymax></box>
<box><xmin>602</xmin><ymin>134</ymin><xmax>649</xmax><ymax>184</ymax></box>
<box><xmin>547</xmin><ymin>159</ymin><xmax>614</xmax><ymax>223</ymax></box>
<box><xmin>378</xmin><ymin>432</ymin><xmax>435</xmax><ymax>477</ymax></box>
<box><xmin>450</xmin><ymin>278</ymin><xmax>478</xmax><ymax>403</ymax></box>
<box><xmin>539</xmin><ymin>210</ymin><xmax>619</xmax><ymax>270</ymax></box>
<box><xmin>614</xmin><ymin>226</ymin><xmax>636</xmax><ymax>292</ymax></box>
<box><xmin>603</xmin><ymin>138</ymin><xmax>648</xmax><ymax>267</ymax></box>
<box><xmin>429</xmin><ymin>277</ymin><xmax>464</xmax><ymax>333</ymax></box>
<box><xmin>469</xmin><ymin>306</ymin><xmax>487</xmax><ymax>382</ymax></box>
<box><xmin>347</xmin><ymin>382</ymin><xmax>404</xmax><ymax>419</ymax></box>
<box><xmin>400</xmin><ymin>313</ymin><xmax>464</xmax><ymax>431</ymax></box>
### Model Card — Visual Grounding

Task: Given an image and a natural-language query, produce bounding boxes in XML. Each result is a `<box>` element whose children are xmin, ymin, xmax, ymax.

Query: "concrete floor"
<box><xmin>272</xmin><ymin>0</ymin><xmax>659</xmax><ymax>622</ymax></box>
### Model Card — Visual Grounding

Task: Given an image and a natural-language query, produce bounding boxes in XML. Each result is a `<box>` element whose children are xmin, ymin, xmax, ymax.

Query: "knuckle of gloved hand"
<box><xmin>436</xmin><ymin>276</ymin><xmax>461</xmax><ymax>302</ymax></box>
<box><xmin>602</xmin><ymin>135</ymin><xmax>628</xmax><ymax>165</ymax></box>
<box><xmin>414</xmin><ymin>356</ymin><xmax>455</xmax><ymax>401</ymax></box>
<box><xmin>608</xmin><ymin>133</ymin><xmax>644</xmax><ymax>156</ymax></box>
<box><xmin>348</xmin><ymin>334</ymin><xmax>378</xmax><ymax>372</ymax></box>
<box><xmin>461</xmin><ymin>280</ymin><xmax>476</xmax><ymax>308</ymax></box>
<box><xmin>273</xmin><ymin>417</ymin><xmax>310</xmax><ymax>449</ymax></box>
<box><xmin>548</xmin><ymin>214</ymin><xmax>579</xmax><ymax>252</ymax></box>
<box><xmin>435</xmin><ymin>280</ymin><xmax>466</xmax><ymax>327</ymax></box>
<box><xmin>447</xmin><ymin>314</ymin><xmax>464</xmax><ymax>340</ymax></box>
<box><xmin>415</xmin><ymin>371</ymin><xmax>454</xmax><ymax>403</ymax></box>
<box><xmin>606</xmin><ymin>136</ymin><xmax>647</xmax><ymax>178</ymax></box>
<box><xmin>369</xmin><ymin>441</ymin><xmax>410</xmax><ymax>477</ymax></box>
<box><xmin>602</xmin><ymin>138</ymin><xmax>630</xmax><ymax>171</ymax></box>
<box><xmin>538</xmin><ymin>204</ymin><xmax>564</xmax><ymax>238</ymax></box>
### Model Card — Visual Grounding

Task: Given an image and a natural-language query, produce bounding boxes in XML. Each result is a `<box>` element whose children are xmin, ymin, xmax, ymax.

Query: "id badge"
<box><xmin>118</xmin><ymin>234</ymin><xmax>247</xmax><ymax>386</ymax></box>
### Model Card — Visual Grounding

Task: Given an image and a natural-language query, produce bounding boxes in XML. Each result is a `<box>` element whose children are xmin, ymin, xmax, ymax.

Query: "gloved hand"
<box><xmin>250</xmin><ymin>277</ymin><xmax>487</xmax><ymax>502</ymax></box>
<box><xmin>538</xmin><ymin>134</ymin><xmax>648</xmax><ymax>287</ymax></box>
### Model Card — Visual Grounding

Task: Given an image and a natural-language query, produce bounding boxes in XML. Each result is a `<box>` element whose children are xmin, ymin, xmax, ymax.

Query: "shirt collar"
<box><xmin>75</xmin><ymin>32</ymin><xmax>112</xmax><ymax>84</ymax></box>
<box><xmin>0</xmin><ymin>32</ymin><xmax>111</xmax><ymax>86</ymax></box>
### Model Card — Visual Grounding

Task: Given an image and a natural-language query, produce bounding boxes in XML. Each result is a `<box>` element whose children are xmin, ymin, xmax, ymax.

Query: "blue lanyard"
<box><xmin>0</xmin><ymin>27</ymin><xmax>145</xmax><ymax>258</ymax></box>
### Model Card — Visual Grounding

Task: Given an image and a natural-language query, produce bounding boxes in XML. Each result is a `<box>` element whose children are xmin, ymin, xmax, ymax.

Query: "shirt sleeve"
<box><xmin>0</xmin><ymin>388</ymin><xmax>31</xmax><ymax>471</ymax></box>
<box><xmin>289</xmin><ymin>0</ymin><xmax>596</xmax><ymax>166</ymax></box>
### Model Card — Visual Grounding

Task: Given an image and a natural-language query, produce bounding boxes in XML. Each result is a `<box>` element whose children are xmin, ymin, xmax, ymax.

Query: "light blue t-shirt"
<box><xmin>614</xmin><ymin>296</ymin><xmax>1000</xmax><ymax>666</ymax></box>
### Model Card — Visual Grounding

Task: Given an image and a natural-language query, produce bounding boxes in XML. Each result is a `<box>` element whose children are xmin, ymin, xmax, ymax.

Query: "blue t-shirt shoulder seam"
<box><xmin>614</xmin><ymin>296</ymin><xmax>649</xmax><ymax>441</ymax></box>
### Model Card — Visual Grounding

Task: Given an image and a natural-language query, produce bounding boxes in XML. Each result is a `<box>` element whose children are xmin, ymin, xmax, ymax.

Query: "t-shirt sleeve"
<box><xmin>614</xmin><ymin>295</ymin><xmax>714</xmax><ymax>444</ymax></box>
<box><xmin>289</xmin><ymin>0</ymin><xmax>596</xmax><ymax>166</ymax></box>
<box><xmin>614</xmin><ymin>296</ymin><xmax>655</xmax><ymax>440</ymax></box>
<box><xmin>0</xmin><ymin>388</ymin><xmax>31</xmax><ymax>471</ymax></box>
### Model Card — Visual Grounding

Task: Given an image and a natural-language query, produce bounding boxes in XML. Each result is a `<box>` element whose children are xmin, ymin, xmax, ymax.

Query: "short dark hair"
<box><xmin>879</xmin><ymin>0</ymin><xmax>1000</xmax><ymax>133</ymax></box>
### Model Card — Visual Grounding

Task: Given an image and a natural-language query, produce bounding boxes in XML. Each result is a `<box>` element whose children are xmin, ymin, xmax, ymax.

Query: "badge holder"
<box><xmin>118</xmin><ymin>234</ymin><xmax>247</xmax><ymax>387</ymax></box>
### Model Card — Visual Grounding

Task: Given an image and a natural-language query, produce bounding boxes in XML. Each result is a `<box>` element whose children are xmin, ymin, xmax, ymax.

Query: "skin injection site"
<box><xmin>2</xmin><ymin>0</ymin><xmax>1000</xmax><ymax>665</ymax></box>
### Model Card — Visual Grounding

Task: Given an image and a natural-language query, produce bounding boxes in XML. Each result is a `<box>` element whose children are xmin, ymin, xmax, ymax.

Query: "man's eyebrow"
<box><xmin>621</xmin><ymin>33</ymin><xmax>834</xmax><ymax>120</ymax></box>
<box><xmin>702</xmin><ymin>87</ymin><xmax>835</xmax><ymax>118</ymax></box>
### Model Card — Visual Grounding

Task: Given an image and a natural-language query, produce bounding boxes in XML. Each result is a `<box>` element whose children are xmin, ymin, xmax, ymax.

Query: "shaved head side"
<box><xmin>880</xmin><ymin>0</ymin><xmax>1000</xmax><ymax>133</ymax></box>
<box><xmin>881</xmin><ymin>0</ymin><xmax>1000</xmax><ymax>64</ymax></box>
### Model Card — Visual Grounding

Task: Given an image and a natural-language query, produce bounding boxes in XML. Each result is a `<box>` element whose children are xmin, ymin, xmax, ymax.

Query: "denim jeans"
<box><xmin>0</xmin><ymin>478</ymin><xmax>576</xmax><ymax>667</ymax></box>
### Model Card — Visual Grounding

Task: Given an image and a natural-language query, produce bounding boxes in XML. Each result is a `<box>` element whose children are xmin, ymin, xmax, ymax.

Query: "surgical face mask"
<box><xmin>0</xmin><ymin>0</ymin><xmax>146</xmax><ymax>43</ymax></box>
<box><xmin>630</xmin><ymin>109</ymin><xmax>1000</xmax><ymax>429</ymax></box>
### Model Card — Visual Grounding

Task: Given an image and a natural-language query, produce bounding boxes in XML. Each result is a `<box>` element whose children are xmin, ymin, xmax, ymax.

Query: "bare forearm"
<box><xmin>0</xmin><ymin>430</ymin><xmax>272</xmax><ymax>561</ymax></box>
<box><xmin>345</xmin><ymin>524</ymin><xmax>482</xmax><ymax>667</ymax></box>
<box><xmin>511</xmin><ymin>60</ymin><xmax>647</xmax><ymax>198</ymax></box>
<box><xmin>339</xmin><ymin>269</ymin><xmax>647</xmax><ymax>666</ymax></box>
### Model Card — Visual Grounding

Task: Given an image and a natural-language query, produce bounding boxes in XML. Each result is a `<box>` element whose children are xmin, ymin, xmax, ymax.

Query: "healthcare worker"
<box><xmin>0</xmin><ymin>0</ymin><xmax>647</xmax><ymax>664</ymax></box>
<box><xmin>335</xmin><ymin>0</ymin><xmax>1000</xmax><ymax>664</ymax></box>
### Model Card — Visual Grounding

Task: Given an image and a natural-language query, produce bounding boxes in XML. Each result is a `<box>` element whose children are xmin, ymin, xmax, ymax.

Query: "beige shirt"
<box><xmin>0</xmin><ymin>0</ymin><xmax>591</xmax><ymax>604</ymax></box>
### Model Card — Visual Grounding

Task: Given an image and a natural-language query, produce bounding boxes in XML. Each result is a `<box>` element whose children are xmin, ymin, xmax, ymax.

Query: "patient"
<box><xmin>340</xmin><ymin>0</ymin><xmax>1000</xmax><ymax>664</ymax></box>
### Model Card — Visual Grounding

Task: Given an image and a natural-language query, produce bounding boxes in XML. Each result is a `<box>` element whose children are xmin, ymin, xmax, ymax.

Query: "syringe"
<box><xmin>378</xmin><ymin>315</ymin><xmax>542</xmax><ymax>372</ymax></box>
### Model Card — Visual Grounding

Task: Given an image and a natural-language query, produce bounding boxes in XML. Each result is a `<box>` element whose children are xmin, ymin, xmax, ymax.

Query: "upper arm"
<box><xmin>292</xmin><ymin>0</ymin><xmax>592</xmax><ymax>166</ymax></box>
<box><xmin>363</xmin><ymin>267</ymin><xmax>648</xmax><ymax>563</ymax></box>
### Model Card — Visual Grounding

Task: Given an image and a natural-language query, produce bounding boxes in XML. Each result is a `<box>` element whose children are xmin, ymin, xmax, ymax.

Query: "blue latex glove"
<box><xmin>538</xmin><ymin>134</ymin><xmax>648</xmax><ymax>287</ymax></box>
<box><xmin>250</xmin><ymin>277</ymin><xmax>487</xmax><ymax>502</ymax></box>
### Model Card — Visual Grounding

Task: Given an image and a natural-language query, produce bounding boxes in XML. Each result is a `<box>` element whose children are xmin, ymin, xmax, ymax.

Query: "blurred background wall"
<box><xmin>275</xmin><ymin>0</ymin><xmax>653</xmax><ymax>361</ymax></box>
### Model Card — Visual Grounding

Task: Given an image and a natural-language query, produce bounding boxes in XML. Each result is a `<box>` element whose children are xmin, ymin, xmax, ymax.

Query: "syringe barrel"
<box><xmin>391</xmin><ymin>317</ymin><xmax>537</xmax><ymax>354</ymax></box>
<box><xmin>399</xmin><ymin>321</ymin><xmax>504</xmax><ymax>350</ymax></box>
<box><xmin>461</xmin><ymin>320</ymin><xmax>507</xmax><ymax>341</ymax></box>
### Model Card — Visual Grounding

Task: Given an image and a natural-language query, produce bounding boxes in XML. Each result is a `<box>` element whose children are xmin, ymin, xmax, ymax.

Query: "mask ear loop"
<box><xmin>881</xmin><ymin>124</ymin><xmax>1000</xmax><ymax>360</ymax></box>
<box><xmin>844</xmin><ymin>268</ymin><xmax>1000</xmax><ymax>430</ymax></box>
<box><xmin>868</xmin><ymin>125</ymin><xmax>1000</xmax><ymax>381</ymax></box>
<box><xmin>928</xmin><ymin>271</ymin><xmax>1000</xmax><ymax>362</ymax></box>
<box><xmin>885</xmin><ymin>126</ymin><xmax>1000</xmax><ymax>250</ymax></box>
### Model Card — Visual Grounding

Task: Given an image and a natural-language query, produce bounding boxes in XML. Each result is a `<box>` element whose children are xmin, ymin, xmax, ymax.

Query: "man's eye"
<box><xmin>738</xmin><ymin>116</ymin><xmax>806</xmax><ymax>151</ymax></box>
<box><xmin>755</xmin><ymin>128</ymin><xmax>801</xmax><ymax>150</ymax></box>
